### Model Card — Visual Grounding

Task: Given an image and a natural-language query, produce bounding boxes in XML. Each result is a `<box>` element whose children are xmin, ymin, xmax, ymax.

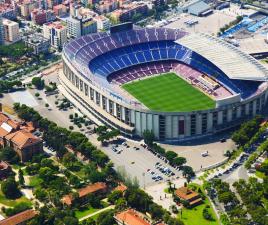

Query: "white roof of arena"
<box><xmin>176</xmin><ymin>33</ymin><xmax>268</xmax><ymax>81</ymax></box>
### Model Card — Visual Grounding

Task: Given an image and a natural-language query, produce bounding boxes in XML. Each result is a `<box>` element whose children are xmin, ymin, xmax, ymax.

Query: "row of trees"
<box><xmin>205</xmin><ymin>179</ymin><xmax>248</xmax><ymax>225</ymax></box>
<box><xmin>233</xmin><ymin>177</ymin><xmax>268</xmax><ymax>225</ymax></box>
<box><xmin>13</xmin><ymin>103</ymin><xmax>110</xmax><ymax>168</ymax></box>
<box><xmin>95</xmin><ymin>126</ymin><xmax>120</xmax><ymax>144</ymax></box>
<box><xmin>0</xmin><ymin>80</ymin><xmax>23</xmax><ymax>96</ymax></box>
<box><xmin>231</xmin><ymin>115</ymin><xmax>263</xmax><ymax>147</ymax></box>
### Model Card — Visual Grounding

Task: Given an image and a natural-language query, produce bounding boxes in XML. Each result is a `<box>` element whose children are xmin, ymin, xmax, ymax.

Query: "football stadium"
<box><xmin>59</xmin><ymin>23</ymin><xmax>268</xmax><ymax>141</ymax></box>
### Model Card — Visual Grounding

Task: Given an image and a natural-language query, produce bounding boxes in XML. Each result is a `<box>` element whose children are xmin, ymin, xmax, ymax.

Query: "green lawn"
<box><xmin>0</xmin><ymin>189</ymin><xmax>32</xmax><ymax>207</ymax></box>
<box><xmin>255</xmin><ymin>159</ymin><xmax>268</xmax><ymax>179</ymax></box>
<box><xmin>29</xmin><ymin>176</ymin><xmax>42</xmax><ymax>188</ymax></box>
<box><xmin>122</xmin><ymin>73</ymin><xmax>215</xmax><ymax>112</ymax></box>
<box><xmin>178</xmin><ymin>184</ymin><xmax>219</xmax><ymax>225</ymax></box>
<box><xmin>75</xmin><ymin>206</ymin><xmax>99</xmax><ymax>219</ymax></box>
<box><xmin>75</xmin><ymin>201</ymin><xmax>110</xmax><ymax>219</ymax></box>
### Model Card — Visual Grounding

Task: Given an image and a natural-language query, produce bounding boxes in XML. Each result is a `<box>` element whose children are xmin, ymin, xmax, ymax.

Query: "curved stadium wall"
<box><xmin>59</xmin><ymin>28</ymin><xmax>268</xmax><ymax>141</ymax></box>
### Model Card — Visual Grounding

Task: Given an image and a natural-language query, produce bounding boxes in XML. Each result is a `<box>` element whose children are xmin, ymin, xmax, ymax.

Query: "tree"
<box><xmin>149</xmin><ymin>203</ymin><xmax>164</xmax><ymax>220</ymax></box>
<box><xmin>32</xmin><ymin>77</ymin><xmax>44</xmax><ymax>90</ymax></box>
<box><xmin>182</xmin><ymin>166</ymin><xmax>195</xmax><ymax>181</ymax></box>
<box><xmin>1</xmin><ymin>177</ymin><xmax>21</xmax><ymax>199</ymax></box>
<box><xmin>165</xmin><ymin>151</ymin><xmax>177</xmax><ymax>162</ymax></box>
<box><xmin>172</xmin><ymin>157</ymin><xmax>186</xmax><ymax>167</ymax></box>
<box><xmin>96</xmin><ymin>210</ymin><xmax>116</xmax><ymax>225</ymax></box>
<box><xmin>143</xmin><ymin>130</ymin><xmax>155</xmax><ymax>146</ymax></box>
<box><xmin>108</xmin><ymin>190</ymin><xmax>123</xmax><ymax>204</ymax></box>
<box><xmin>0</xmin><ymin>147</ymin><xmax>19</xmax><ymax>163</ymax></box>
<box><xmin>18</xmin><ymin>169</ymin><xmax>25</xmax><ymax>186</ymax></box>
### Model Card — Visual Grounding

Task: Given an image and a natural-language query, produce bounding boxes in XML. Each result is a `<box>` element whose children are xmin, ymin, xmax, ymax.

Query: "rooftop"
<box><xmin>177</xmin><ymin>32</ymin><xmax>268</xmax><ymax>81</ymax></box>
<box><xmin>5</xmin><ymin>130</ymin><xmax>42</xmax><ymax>149</ymax></box>
<box><xmin>62</xmin><ymin>182</ymin><xmax>107</xmax><ymax>205</ymax></box>
<box><xmin>115</xmin><ymin>209</ymin><xmax>151</xmax><ymax>225</ymax></box>
<box><xmin>175</xmin><ymin>186</ymin><xmax>202</xmax><ymax>205</ymax></box>
<box><xmin>0</xmin><ymin>210</ymin><xmax>37</xmax><ymax>225</ymax></box>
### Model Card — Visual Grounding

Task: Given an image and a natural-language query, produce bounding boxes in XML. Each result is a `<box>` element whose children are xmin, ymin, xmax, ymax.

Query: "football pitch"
<box><xmin>122</xmin><ymin>73</ymin><xmax>215</xmax><ymax>112</ymax></box>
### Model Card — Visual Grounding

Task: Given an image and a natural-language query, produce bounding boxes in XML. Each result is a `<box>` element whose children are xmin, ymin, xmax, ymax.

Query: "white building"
<box><xmin>66</xmin><ymin>16</ymin><xmax>81</xmax><ymax>38</ymax></box>
<box><xmin>3</xmin><ymin>19</ymin><xmax>20</xmax><ymax>43</ymax></box>
<box><xmin>43</xmin><ymin>21</ymin><xmax>67</xmax><ymax>49</ymax></box>
<box><xmin>94</xmin><ymin>15</ymin><xmax>110</xmax><ymax>31</ymax></box>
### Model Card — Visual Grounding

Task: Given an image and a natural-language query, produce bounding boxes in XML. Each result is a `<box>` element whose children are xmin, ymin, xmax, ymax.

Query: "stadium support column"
<box><xmin>218</xmin><ymin>111</ymin><xmax>223</xmax><ymax>125</ymax></box>
<box><xmin>237</xmin><ymin>106</ymin><xmax>241</xmax><ymax>118</ymax></box>
<box><xmin>196</xmin><ymin>114</ymin><xmax>202</xmax><ymax>135</ymax></box>
<box><xmin>245</xmin><ymin>103</ymin><xmax>250</xmax><ymax>115</ymax></box>
<box><xmin>253</xmin><ymin>100</ymin><xmax>257</xmax><ymax>116</ymax></box>
<box><xmin>185</xmin><ymin>115</ymin><xmax>191</xmax><ymax>137</ymax></box>
<box><xmin>106</xmin><ymin>98</ymin><xmax>110</xmax><ymax>112</ymax></box>
<box><xmin>113</xmin><ymin>102</ymin><xmax>117</xmax><ymax>117</ymax></box>
<box><xmin>227</xmin><ymin>108</ymin><xmax>232</xmax><ymax>122</ymax></box>
<box><xmin>207</xmin><ymin>112</ymin><xmax>213</xmax><ymax>132</ymax></box>
<box><xmin>165</xmin><ymin>115</ymin><xmax>172</xmax><ymax>139</ymax></box>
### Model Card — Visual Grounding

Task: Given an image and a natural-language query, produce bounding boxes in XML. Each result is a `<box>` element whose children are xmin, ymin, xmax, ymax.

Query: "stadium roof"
<box><xmin>176</xmin><ymin>33</ymin><xmax>268</xmax><ymax>81</ymax></box>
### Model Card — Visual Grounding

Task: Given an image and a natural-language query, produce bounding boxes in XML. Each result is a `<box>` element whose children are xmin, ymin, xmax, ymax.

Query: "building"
<box><xmin>110</xmin><ymin>2</ymin><xmax>148</xmax><ymax>22</ymax></box>
<box><xmin>24</xmin><ymin>34</ymin><xmax>50</xmax><ymax>55</ymax></box>
<box><xmin>5</xmin><ymin>130</ymin><xmax>43</xmax><ymax>162</ymax></box>
<box><xmin>182</xmin><ymin>0</ymin><xmax>212</xmax><ymax>17</ymax></box>
<box><xmin>31</xmin><ymin>9</ymin><xmax>47</xmax><ymax>25</ymax></box>
<box><xmin>95</xmin><ymin>0</ymin><xmax>118</xmax><ymax>14</ymax></box>
<box><xmin>94</xmin><ymin>15</ymin><xmax>110</xmax><ymax>31</ymax></box>
<box><xmin>66</xmin><ymin>16</ymin><xmax>81</xmax><ymax>38</ymax></box>
<box><xmin>0</xmin><ymin>3</ymin><xmax>16</xmax><ymax>20</ymax></box>
<box><xmin>0</xmin><ymin>111</ymin><xmax>43</xmax><ymax>162</ymax></box>
<box><xmin>153</xmin><ymin>0</ymin><xmax>167</xmax><ymax>7</ymax></box>
<box><xmin>53</xmin><ymin>4</ymin><xmax>67</xmax><ymax>17</ymax></box>
<box><xmin>60</xmin><ymin>26</ymin><xmax>268</xmax><ymax>141</ymax></box>
<box><xmin>3</xmin><ymin>19</ymin><xmax>20</xmax><ymax>43</ymax></box>
<box><xmin>43</xmin><ymin>21</ymin><xmax>67</xmax><ymax>49</ymax></box>
<box><xmin>66</xmin><ymin>16</ymin><xmax>97</xmax><ymax>38</ymax></box>
<box><xmin>20</xmin><ymin>1</ymin><xmax>37</xmax><ymax>19</ymax></box>
<box><xmin>62</xmin><ymin>182</ymin><xmax>107</xmax><ymax>206</ymax></box>
<box><xmin>114</xmin><ymin>209</ymin><xmax>152</xmax><ymax>225</ymax></box>
<box><xmin>81</xmin><ymin>17</ymin><xmax>97</xmax><ymax>36</ymax></box>
<box><xmin>70</xmin><ymin>2</ymin><xmax>82</xmax><ymax>17</ymax></box>
<box><xmin>175</xmin><ymin>186</ymin><xmax>202</xmax><ymax>207</ymax></box>
<box><xmin>114</xmin><ymin>182</ymin><xmax>127</xmax><ymax>193</ymax></box>
<box><xmin>0</xmin><ymin>161</ymin><xmax>12</xmax><ymax>180</ymax></box>
<box><xmin>31</xmin><ymin>9</ymin><xmax>55</xmax><ymax>25</ymax></box>
<box><xmin>0</xmin><ymin>14</ymin><xmax>4</xmax><ymax>45</ymax></box>
<box><xmin>0</xmin><ymin>209</ymin><xmax>37</xmax><ymax>225</ymax></box>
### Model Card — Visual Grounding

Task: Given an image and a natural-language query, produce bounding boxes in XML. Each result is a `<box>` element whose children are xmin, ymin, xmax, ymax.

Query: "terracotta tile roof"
<box><xmin>62</xmin><ymin>182</ymin><xmax>107</xmax><ymax>205</ymax></box>
<box><xmin>0</xmin><ymin>127</ymin><xmax>10</xmax><ymax>138</ymax></box>
<box><xmin>115</xmin><ymin>209</ymin><xmax>151</xmax><ymax>225</ymax></box>
<box><xmin>5</xmin><ymin>130</ymin><xmax>42</xmax><ymax>149</ymax></box>
<box><xmin>175</xmin><ymin>187</ymin><xmax>200</xmax><ymax>201</ymax></box>
<box><xmin>114</xmin><ymin>183</ymin><xmax>127</xmax><ymax>192</ymax></box>
<box><xmin>0</xmin><ymin>210</ymin><xmax>37</xmax><ymax>225</ymax></box>
<box><xmin>0</xmin><ymin>113</ymin><xmax>19</xmax><ymax>130</ymax></box>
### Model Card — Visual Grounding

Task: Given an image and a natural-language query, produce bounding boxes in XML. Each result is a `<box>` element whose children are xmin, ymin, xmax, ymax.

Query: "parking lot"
<box><xmin>101</xmin><ymin>140</ymin><xmax>182</xmax><ymax>187</ymax></box>
<box><xmin>165</xmin><ymin>5</ymin><xmax>255</xmax><ymax>35</ymax></box>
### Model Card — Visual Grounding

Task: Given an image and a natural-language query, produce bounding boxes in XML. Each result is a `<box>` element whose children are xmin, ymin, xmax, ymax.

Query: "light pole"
<box><xmin>142</xmin><ymin>172</ymin><xmax>145</xmax><ymax>190</ymax></box>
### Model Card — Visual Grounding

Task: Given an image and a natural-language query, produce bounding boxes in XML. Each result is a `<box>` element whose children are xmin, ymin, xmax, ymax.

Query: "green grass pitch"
<box><xmin>122</xmin><ymin>73</ymin><xmax>215</xmax><ymax>112</ymax></box>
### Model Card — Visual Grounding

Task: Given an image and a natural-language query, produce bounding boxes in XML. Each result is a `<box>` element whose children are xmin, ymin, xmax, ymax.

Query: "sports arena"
<box><xmin>60</xmin><ymin>24</ymin><xmax>268</xmax><ymax>141</ymax></box>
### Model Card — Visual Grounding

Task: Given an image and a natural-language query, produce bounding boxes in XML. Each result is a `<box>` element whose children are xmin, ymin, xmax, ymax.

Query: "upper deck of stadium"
<box><xmin>63</xmin><ymin>27</ymin><xmax>268</xmax><ymax>102</ymax></box>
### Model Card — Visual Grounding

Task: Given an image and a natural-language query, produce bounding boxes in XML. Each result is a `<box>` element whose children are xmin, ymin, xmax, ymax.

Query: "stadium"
<box><xmin>59</xmin><ymin>24</ymin><xmax>268</xmax><ymax>141</ymax></box>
